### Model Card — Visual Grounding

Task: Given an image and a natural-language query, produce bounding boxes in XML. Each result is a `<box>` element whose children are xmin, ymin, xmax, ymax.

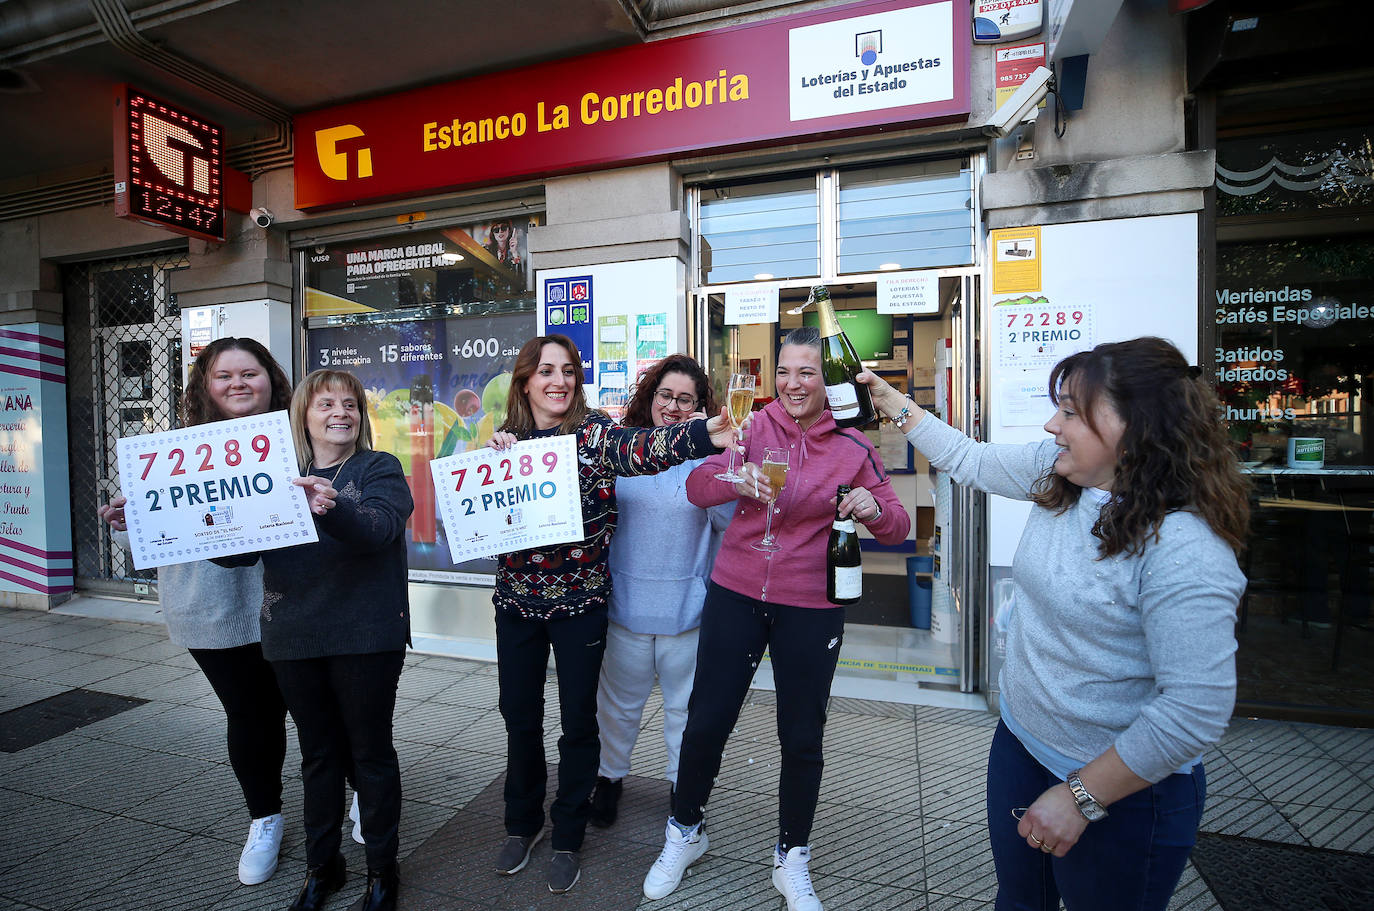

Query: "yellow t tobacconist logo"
<box><xmin>315</xmin><ymin>125</ymin><xmax>373</xmax><ymax>181</ymax></box>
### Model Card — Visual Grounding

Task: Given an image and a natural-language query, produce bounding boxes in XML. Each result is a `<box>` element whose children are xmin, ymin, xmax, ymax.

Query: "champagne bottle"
<box><xmin>827</xmin><ymin>484</ymin><xmax>862</xmax><ymax>605</ymax></box>
<box><xmin>811</xmin><ymin>284</ymin><xmax>876</xmax><ymax>428</ymax></box>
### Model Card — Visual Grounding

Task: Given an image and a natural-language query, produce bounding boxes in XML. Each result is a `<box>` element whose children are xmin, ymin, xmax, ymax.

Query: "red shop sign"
<box><xmin>294</xmin><ymin>0</ymin><xmax>969</xmax><ymax>210</ymax></box>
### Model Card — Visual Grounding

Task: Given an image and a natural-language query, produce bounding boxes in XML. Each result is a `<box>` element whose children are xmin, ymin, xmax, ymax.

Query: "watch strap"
<box><xmin>1065</xmin><ymin>769</ymin><xmax>1108</xmax><ymax>821</ymax></box>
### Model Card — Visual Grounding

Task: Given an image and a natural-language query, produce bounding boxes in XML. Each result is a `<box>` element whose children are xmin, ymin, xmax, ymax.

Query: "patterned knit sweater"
<box><xmin>494</xmin><ymin>411</ymin><xmax>718</xmax><ymax>621</ymax></box>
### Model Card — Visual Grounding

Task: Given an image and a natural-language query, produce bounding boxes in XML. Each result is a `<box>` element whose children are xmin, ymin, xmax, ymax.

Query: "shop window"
<box><xmin>698</xmin><ymin>176</ymin><xmax>819</xmax><ymax>285</ymax></box>
<box><xmin>1217</xmin><ymin>126</ymin><xmax>1373</xmax><ymax>218</ymax></box>
<box><xmin>837</xmin><ymin>161</ymin><xmax>975</xmax><ymax>274</ymax></box>
<box><xmin>303</xmin><ymin>216</ymin><xmax>541</xmax><ymax>584</ymax></box>
<box><xmin>1216</xmin><ymin>234</ymin><xmax>1372</xmax><ymax>465</ymax></box>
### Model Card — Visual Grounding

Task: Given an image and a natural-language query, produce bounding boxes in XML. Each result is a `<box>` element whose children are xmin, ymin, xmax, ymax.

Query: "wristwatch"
<box><xmin>1065</xmin><ymin>769</ymin><xmax>1108</xmax><ymax>821</ymax></box>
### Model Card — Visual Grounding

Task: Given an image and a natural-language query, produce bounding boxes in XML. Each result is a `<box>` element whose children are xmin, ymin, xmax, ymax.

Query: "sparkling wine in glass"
<box><xmin>752</xmin><ymin>447</ymin><xmax>789</xmax><ymax>552</ymax></box>
<box><xmin>715</xmin><ymin>373</ymin><xmax>755</xmax><ymax>482</ymax></box>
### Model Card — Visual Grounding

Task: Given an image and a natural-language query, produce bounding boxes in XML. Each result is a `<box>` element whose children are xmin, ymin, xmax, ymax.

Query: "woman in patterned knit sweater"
<box><xmin>485</xmin><ymin>335</ymin><xmax>738</xmax><ymax>894</ymax></box>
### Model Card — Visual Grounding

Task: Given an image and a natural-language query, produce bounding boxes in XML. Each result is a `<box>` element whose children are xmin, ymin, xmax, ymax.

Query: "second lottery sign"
<box><xmin>430</xmin><ymin>434</ymin><xmax>581</xmax><ymax>564</ymax></box>
<box><xmin>116</xmin><ymin>411</ymin><xmax>317</xmax><ymax>569</ymax></box>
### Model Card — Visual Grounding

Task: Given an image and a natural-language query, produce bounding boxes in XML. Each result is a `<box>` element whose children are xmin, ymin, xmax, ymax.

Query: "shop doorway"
<box><xmin>694</xmin><ymin>271</ymin><xmax>984</xmax><ymax>702</ymax></box>
<box><xmin>63</xmin><ymin>250</ymin><xmax>189</xmax><ymax>597</ymax></box>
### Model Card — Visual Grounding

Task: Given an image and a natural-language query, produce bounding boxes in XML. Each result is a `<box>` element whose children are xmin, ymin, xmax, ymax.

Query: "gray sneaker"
<box><xmin>548</xmin><ymin>850</ymin><xmax>580</xmax><ymax>893</ymax></box>
<box><xmin>495</xmin><ymin>830</ymin><xmax>544</xmax><ymax>875</ymax></box>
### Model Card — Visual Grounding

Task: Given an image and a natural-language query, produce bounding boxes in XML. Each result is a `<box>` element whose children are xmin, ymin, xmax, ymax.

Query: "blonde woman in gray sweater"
<box><xmin>859</xmin><ymin>337</ymin><xmax>1249</xmax><ymax>911</ymax></box>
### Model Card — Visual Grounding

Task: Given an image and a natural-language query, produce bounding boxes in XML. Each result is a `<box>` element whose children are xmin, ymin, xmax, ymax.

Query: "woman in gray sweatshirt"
<box><xmin>860</xmin><ymin>337</ymin><xmax>1249</xmax><ymax>911</ymax></box>
<box><xmin>99</xmin><ymin>337</ymin><xmax>294</xmax><ymax>887</ymax></box>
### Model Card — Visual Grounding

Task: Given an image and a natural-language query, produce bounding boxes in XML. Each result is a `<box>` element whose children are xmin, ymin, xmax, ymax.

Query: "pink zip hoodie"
<box><xmin>687</xmin><ymin>399</ymin><xmax>910</xmax><ymax>609</ymax></box>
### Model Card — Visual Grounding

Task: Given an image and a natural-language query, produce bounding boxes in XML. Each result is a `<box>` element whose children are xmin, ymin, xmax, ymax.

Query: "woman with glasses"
<box><xmin>589</xmin><ymin>355</ymin><xmax>734</xmax><ymax>829</ymax></box>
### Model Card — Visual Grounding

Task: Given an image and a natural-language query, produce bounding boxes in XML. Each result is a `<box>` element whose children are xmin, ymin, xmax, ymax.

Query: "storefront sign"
<box><xmin>430</xmin><ymin>435</ymin><xmax>581</xmax><ymax>564</ymax></box>
<box><xmin>113</xmin><ymin>85</ymin><xmax>225</xmax><ymax>242</ymax></box>
<box><xmin>117</xmin><ymin>412</ymin><xmax>317</xmax><ymax>570</ymax></box>
<box><xmin>0</xmin><ymin>326</ymin><xmax>73</xmax><ymax>596</ymax></box>
<box><xmin>294</xmin><ymin>0</ymin><xmax>968</xmax><ymax>209</ymax></box>
<box><xmin>878</xmin><ymin>273</ymin><xmax>939</xmax><ymax>314</ymax></box>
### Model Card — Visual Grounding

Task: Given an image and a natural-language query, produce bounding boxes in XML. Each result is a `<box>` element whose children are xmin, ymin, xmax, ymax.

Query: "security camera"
<box><xmin>249</xmin><ymin>207</ymin><xmax>274</xmax><ymax>228</ymax></box>
<box><xmin>984</xmin><ymin>66</ymin><xmax>1054</xmax><ymax>138</ymax></box>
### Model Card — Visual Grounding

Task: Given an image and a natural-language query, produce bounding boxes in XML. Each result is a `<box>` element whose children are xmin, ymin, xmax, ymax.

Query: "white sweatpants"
<box><xmin>595</xmin><ymin>620</ymin><xmax>700</xmax><ymax>784</ymax></box>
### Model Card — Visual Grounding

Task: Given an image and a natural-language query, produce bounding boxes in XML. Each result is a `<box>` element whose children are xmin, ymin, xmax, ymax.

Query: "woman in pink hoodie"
<box><xmin>642</xmin><ymin>325</ymin><xmax>910</xmax><ymax>911</ymax></box>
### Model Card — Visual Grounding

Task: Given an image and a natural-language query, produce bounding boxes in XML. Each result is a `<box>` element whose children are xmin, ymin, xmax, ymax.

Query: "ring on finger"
<box><xmin>1029</xmin><ymin>834</ymin><xmax>1044</xmax><ymax>846</ymax></box>
<box><xmin>1041</xmin><ymin>843</ymin><xmax>1055</xmax><ymax>854</ymax></box>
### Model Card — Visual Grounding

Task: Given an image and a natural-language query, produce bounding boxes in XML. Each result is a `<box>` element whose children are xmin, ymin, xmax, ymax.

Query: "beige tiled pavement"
<box><xmin>1</xmin><ymin>602</ymin><xmax>1371</xmax><ymax>910</ymax></box>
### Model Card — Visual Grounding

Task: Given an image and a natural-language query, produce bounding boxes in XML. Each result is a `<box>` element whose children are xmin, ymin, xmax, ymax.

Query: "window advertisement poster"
<box><xmin>305</xmin><ymin>221</ymin><xmax>533</xmax><ymax>319</ymax></box>
<box><xmin>308</xmin><ymin>312</ymin><xmax>535</xmax><ymax>583</ymax></box>
<box><xmin>538</xmin><ymin>258</ymin><xmax>685</xmax><ymax>410</ymax></box>
<box><xmin>597</xmin><ymin>315</ymin><xmax>630</xmax><ymax>416</ymax></box>
<box><xmin>0</xmin><ymin>325</ymin><xmax>73</xmax><ymax>596</ymax></box>
<box><xmin>542</xmin><ymin>275</ymin><xmax>595</xmax><ymax>383</ymax></box>
<box><xmin>304</xmin><ymin>222</ymin><xmax>539</xmax><ymax>583</ymax></box>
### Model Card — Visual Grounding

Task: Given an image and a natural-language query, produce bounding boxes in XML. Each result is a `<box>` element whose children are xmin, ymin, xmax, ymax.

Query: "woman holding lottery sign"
<box><xmin>858</xmin><ymin>338</ymin><xmax>1249</xmax><ymax>911</ymax></box>
<box><xmin>99</xmin><ymin>337</ymin><xmax>294</xmax><ymax>888</ymax></box>
<box><xmin>218</xmin><ymin>368</ymin><xmax>413</xmax><ymax>911</ymax></box>
<box><xmin>485</xmin><ymin>335</ymin><xmax>738</xmax><ymax>894</ymax></box>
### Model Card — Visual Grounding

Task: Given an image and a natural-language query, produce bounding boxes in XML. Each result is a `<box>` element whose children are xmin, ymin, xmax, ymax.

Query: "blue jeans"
<box><xmin>986</xmin><ymin>720</ymin><xmax>1205</xmax><ymax>911</ymax></box>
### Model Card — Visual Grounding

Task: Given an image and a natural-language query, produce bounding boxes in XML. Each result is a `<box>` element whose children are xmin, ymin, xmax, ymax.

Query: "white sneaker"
<box><xmin>642</xmin><ymin>819</ymin><xmax>709</xmax><ymax>899</ymax></box>
<box><xmin>772</xmin><ymin>845</ymin><xmax>823</xmax><ymax>911</ymax></box>
<box><xmin>349</xmin><ymin>792</ymin><xmax>364</xmax><ymax>845</ymax></box>
<box><xmin>237</xmin><ymin>813</ymin><xmax>284</xmax><ymax>885</ymax></box>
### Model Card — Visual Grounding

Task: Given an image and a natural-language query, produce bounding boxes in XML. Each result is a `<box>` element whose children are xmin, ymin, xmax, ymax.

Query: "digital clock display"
<box><xmin>113</xmin><ymin>85</ymin><xmax>225</xmax><ymax>242</ymax></box>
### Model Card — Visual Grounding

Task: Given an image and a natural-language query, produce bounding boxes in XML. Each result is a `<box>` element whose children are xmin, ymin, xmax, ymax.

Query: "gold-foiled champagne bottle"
<box><xmin>812</xmin><ymin>284</ymin><xmax>875</xmax><ymax>428</ymax></box>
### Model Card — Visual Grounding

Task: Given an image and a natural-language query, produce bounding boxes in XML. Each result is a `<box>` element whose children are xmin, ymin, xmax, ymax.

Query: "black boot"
<box><xmin>361</xmin><ymin>862</ymin><xmax>400</xmax><ymax>911</ymax></box>
<box><xmin>287</xmin><ymin>853</ymin><xmax>345</xmax><ymax>911</ymax></box>
<box><xmin>589</xmin><ymin>776</ymin><xmax>622</xmax><ymax>828</ymax></box>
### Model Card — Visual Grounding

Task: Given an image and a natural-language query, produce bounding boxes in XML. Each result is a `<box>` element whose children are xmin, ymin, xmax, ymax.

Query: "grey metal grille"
<box><xmin>64</xmin><ymin>250</ymin><xmax>189</xmax><ymax>595</ymax></box>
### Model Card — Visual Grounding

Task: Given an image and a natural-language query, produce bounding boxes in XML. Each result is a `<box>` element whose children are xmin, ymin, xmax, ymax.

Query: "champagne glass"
<box><xmin>714</xmin><ymin>373</ymin><xmax>755</xmax><ymax>482</ymax></box>
<box><xmin>752</xmin><ymin>447</ymin><xmax>789</xmax><ymax>552</ymax></box>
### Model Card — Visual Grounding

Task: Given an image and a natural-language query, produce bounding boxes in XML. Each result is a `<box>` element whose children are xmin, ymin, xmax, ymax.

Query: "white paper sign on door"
<box><xmin>878</xmin><ymin>273</ymin><xmax>940</xmax><ymax>314</ymax></box>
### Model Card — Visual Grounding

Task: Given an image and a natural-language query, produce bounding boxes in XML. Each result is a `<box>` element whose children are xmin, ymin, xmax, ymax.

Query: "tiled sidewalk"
<box><xmin>1</xmin><ymin>602</ymin><xmax>1371</xmax><ymax>910</ymax></box>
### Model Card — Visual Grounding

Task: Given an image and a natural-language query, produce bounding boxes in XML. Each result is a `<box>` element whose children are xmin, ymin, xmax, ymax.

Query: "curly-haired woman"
<box><xmin>588</xmin><ymin>355</ymin><xmax>733</xmax><ymax>829</ymax></box>
<box><xmin>859</xmin><ymin>337</ymin><xmax>1249</xmax><ymax>911</ymax></box>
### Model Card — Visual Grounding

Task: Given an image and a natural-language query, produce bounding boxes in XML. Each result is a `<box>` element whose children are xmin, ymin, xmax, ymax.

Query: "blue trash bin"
<box><xmin>908</xmin><ymin>555</ymin><xmax>933</xmax><ymax>629</ymax></box>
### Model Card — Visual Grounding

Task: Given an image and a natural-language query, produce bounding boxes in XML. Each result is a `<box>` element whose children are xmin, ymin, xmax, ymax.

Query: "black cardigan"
<box><xmin>220</xmin><ymin>449</ymin><xmax>414</xmax><ymax>661</ymax></box>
